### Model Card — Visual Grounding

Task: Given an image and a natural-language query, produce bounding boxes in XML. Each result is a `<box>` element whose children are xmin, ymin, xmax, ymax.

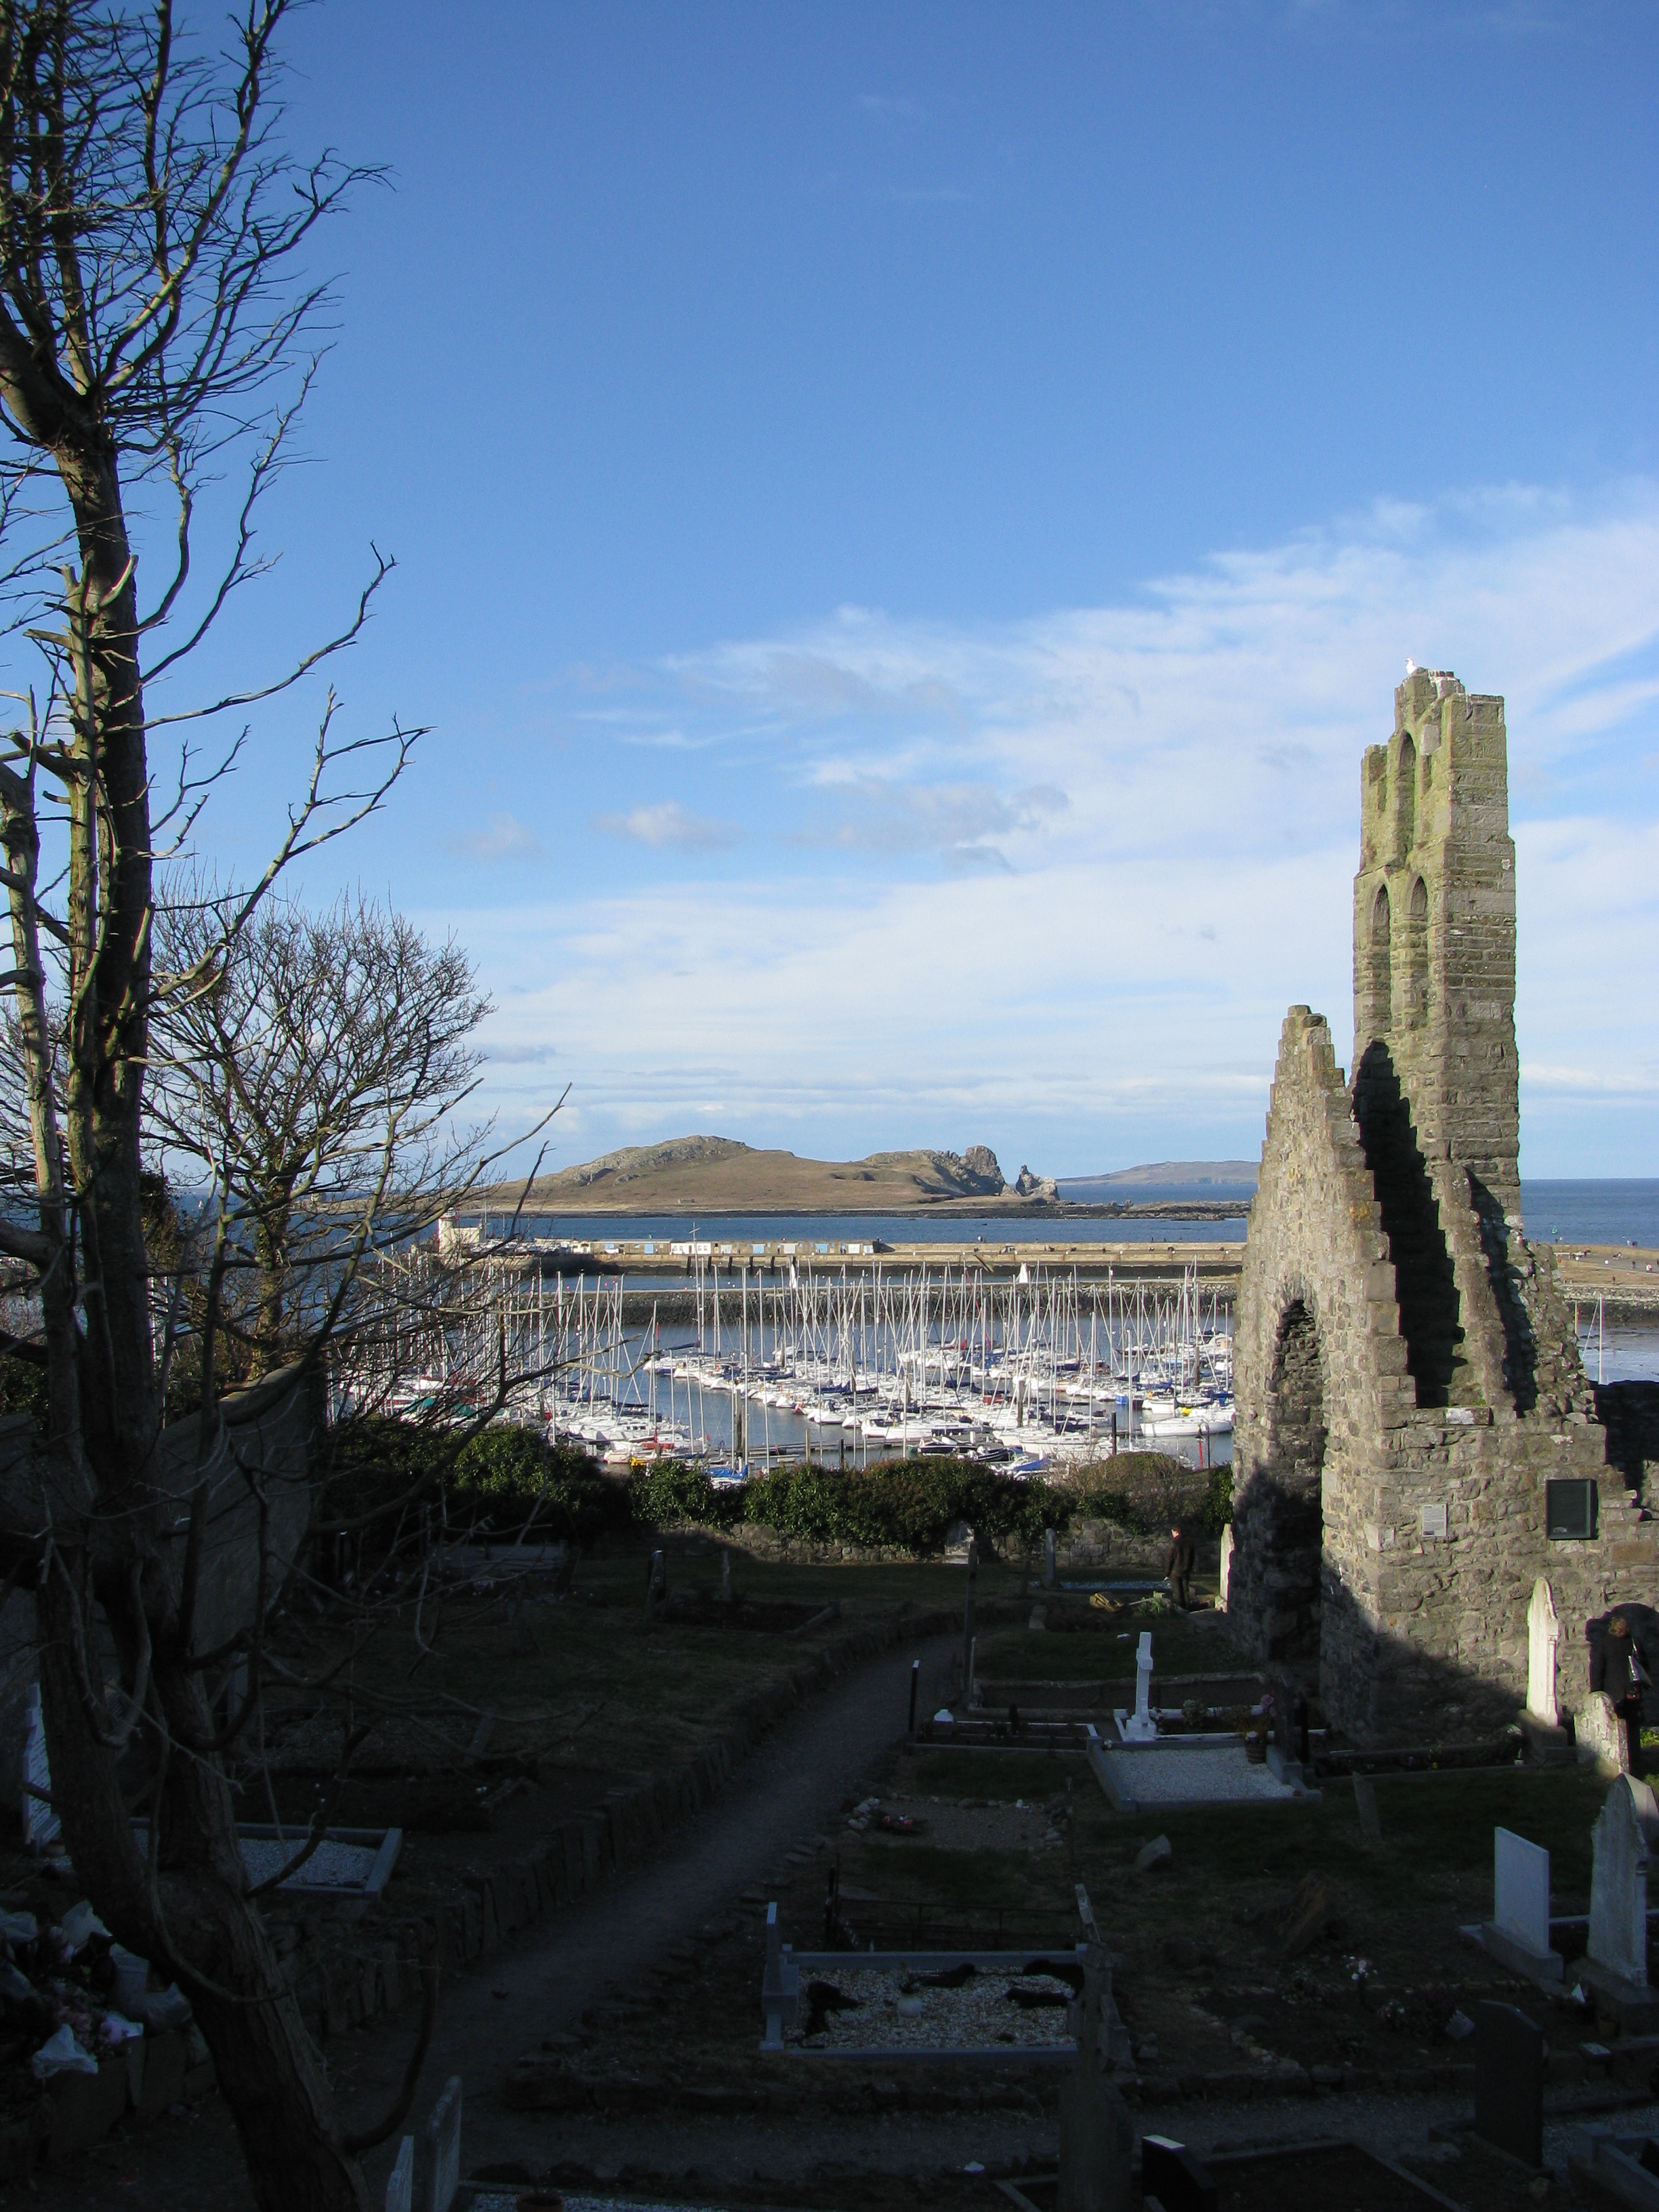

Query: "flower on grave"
<box><xmin>1344</xmin><ymin>1955</ymin><xmax>1372</xmax><ymax>1983</ymax></box>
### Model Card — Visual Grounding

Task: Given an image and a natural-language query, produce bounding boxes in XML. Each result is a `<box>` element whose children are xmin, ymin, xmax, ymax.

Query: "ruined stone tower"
<box><xmin>1351</xmin><ymin>672</ymin><xmax>1522</xmax><ymax>1413</ymax></box>
<box><xmin>1228</xmin><ymin>670</ymin><xmax>1656</xmax><ymax>1744</ymax></box>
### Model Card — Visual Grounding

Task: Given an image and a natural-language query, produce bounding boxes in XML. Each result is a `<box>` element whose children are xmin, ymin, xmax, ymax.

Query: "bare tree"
<box><xmin>0</xmin><ymin>7</ymin><xmax>452</xmax><ymax>2205</ymax></box>
<box><xmin>149</xmin><ymin>884</ymin><xmax>492</xmax><ymax>1394</ymax></box>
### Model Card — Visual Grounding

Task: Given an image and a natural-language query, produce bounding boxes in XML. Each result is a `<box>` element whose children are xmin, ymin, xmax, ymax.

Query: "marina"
<box><xmin>337</xmin><ymin>1178</ymin><xmax>1659</xmax><ymax>1477</ymax></box>
<box><xmin>340</xmin><ymin>1248</ymin><xmax>1238</xmax><ymax>1479</ymax></box>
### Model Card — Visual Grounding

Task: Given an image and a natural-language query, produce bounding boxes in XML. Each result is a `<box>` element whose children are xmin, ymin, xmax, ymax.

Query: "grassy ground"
<box><xmin>975</xmin><ymin>1603</ymin><xmax>1244</xmax><ymax>1684</ymax></box>
<box><xmin>543</xmin><ymin>1708</ymin><xmax>1619</xmax><ymax>2119</ymax></box>
<box><xmin>264</xmin><ymin>1539</ymin><xmax>1018</xmax><ymax>1776</ymax></box>
<box><xmin>908</xmin><ymin>1746</ymin><xmax>1088</xmax><ymax>1801</ymax></box>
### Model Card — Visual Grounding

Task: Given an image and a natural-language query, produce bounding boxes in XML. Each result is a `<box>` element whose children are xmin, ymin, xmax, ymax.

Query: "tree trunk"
<box><xmin>26</xmin><ymin>442</ymin><xmax>375</xmax><ymax>2212</ymax></box>
<box><xmin>37</xmin><ymin>1536</ymin><xmax>373</xmax><ymax>2208</ymax></box>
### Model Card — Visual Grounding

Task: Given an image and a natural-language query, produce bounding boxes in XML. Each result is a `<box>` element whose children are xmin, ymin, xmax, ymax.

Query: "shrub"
<box><xmin>451</xmin><ymin>1422</ymin><xmax>618</xmax><ymax>1542</ymax></box>
<box><xmin>1201</xmin><ymin>1462</ymin><xmax>1235</xmax><ymax>1535</ymax></box>
<box><xmin>322</xmin><ymin>1415</ymin><xmax>621</xmax><ymax>1553</ymax></box>
<box><xmin>321</xmin><ymin>1414</ymin><xmax>451</xmax><ymax>1545</ymax></box>
<box><xmin>1063</xmin><ymin>1451</ymin><xmax>1216</xmax><ymax>1538</ymax></box>
<box><xmin>628</xmin><ymin>1458</ymin><xmax>741</xmax><ymax>1530</ymax></box>
<box><xmin>736</xmin><ymin>1458</ymin><xmax>1066</xmax><ymax>1555</ymax></box>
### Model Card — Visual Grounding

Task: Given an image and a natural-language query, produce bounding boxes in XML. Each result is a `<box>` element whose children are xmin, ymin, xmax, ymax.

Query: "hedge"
<box><xmin>628</xmin><ymin>1449</ymin><xmax>1234</xmax><ymax>1552</ymax></box>
<box><xmin>322</xmin><ymin>1416</ymin><xmax>622</xmax><ymax>1548</ymax></box>
<box><xmin>322</xmin><ymin>1416</ymin><xmax>1234</xmax><ymax>1561</ymax></box>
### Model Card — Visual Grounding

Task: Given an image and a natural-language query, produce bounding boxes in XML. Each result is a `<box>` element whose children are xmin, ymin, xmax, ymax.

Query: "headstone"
<box><xmin>1057</xmin><ymin>1936</ymin><xmax>1133</xmax><ymax>2212</ymax></box>
<box><xmin>1527</xmin><ymin>1578</ymin><xmax>1560</xmax><ymax>1726</ymax></box>
<box><xmin>1044</xmin><ymin>1527</ymin><xmax>1057</xmax><ymax>1588</ymax></box>
<box><xmin>421</xmin><ymin>2075</ymin><xmax>462</xmax><ymax>2212</ymax></box>
<box><xmin>760</xmin><ymin>1900</ymin><xmax>800</xmax><ymax>2047</ymax></box>
<box><xmin>1494</xmin><ymin>1829</ymin><xmax>1551</xmax><ymax>1954</ymax></box>
<box><xmin>21</xmin><ymin>1687</ymin><xmax>58</xmax><ymax>1849</ymax></box>
<box><xmin>386</xmin><ymin>2136</ymin><xmax>413</xmax><ymax>2212</ymax></box>
<box><xmin>1122</xmin><ymin>1632</ymin><xmax>1157</xmax><ymax>1742</ymax></box>
<box><xmin>1481</xmin><ymin>1828</ymin><xmax>1561</xmax><ymax>1982</ymax></box>
<box><xmin>643</xmin><ymin>1550</ymin><xmax>666</xmax><ymax>1622</ymax></box>
<box><xmin>1353</xmin><ymin>1776</ymin><xmax>1382</xmax><ymax>1839</ymax></box>
<box><xmin>1579</xmin><ymin>1689</ymin><xmax>1630</xmax><ymax>1776</ymax></box>
<box><xmin>1473</xmin><ymin>2001</ymin><xmax>1544</xmax><ymax>2167</ymax></box>
<box><xmin>719</xmin><ymin>1549</ymin><xmax>733</xmax><ymax>1603</ymax></box>
<box><xmin>1279</xmin><ymin>1872</ymin><xmax>1330</xmax><ymax>1959</ymax></box>
<box><xmin>1141</xmin><ymin>2137</ymin><xmax>1218</xmax><ymax>2212</ymax></box>
<box><xmin>1588</xmin><ymin>1774</ymin><xmax>1659</xmax><ymax>1992</ymax></box>
<box><xmin>1217</xmin><ymin>1525</ymin><xmax>1233</xmax><ymax>1609</ymax></box>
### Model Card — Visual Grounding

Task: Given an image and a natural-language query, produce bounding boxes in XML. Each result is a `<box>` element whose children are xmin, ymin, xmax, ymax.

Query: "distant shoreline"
<box><xmin>468</xmin><ymin>1193</ymin><xmax>1251</xmax><ymax>1222</ymax></box>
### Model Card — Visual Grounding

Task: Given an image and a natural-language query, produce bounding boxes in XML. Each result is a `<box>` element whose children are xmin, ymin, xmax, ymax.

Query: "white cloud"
<box><xmin>436</xmin><ymin>482</ymin><xmax>1659</xmax><ymax>1173</ymax></box>
<box><xmin>447</xmin><ymin>813</ymin><xmax>540</xmax><ymax>862</ymax></box>
<box><xmin>804</xmin><ymin>775</ymin><xmax>1067</xmax><ymax>857</ymax></box>
<box><xmin>592</xmin><ymin>800</ymin><xmax>742</xmax><ymax>851</ymax></box>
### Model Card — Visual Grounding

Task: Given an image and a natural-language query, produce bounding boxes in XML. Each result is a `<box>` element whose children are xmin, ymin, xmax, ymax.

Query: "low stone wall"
<box><xmin>642</xmin><ymin>1519</ymin><xmax>1208</xmax><ymax>1576</ymax></box>
<box><xmin>712</xmin><ymin>1523</ymin><xmax>934</xmax><ymax>1567</ymax></box>
<box><xmin>1050</xmin><ymin>1519</ymin><xmax>1197</xmax><ymax>1577</ymax></box>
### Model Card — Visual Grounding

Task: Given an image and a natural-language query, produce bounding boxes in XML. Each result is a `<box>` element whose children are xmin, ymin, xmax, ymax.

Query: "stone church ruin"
<box><xmin>1229</xmin><ymin>667</ymin><xmax>1657</xmax><ymax>1743</ymax></box>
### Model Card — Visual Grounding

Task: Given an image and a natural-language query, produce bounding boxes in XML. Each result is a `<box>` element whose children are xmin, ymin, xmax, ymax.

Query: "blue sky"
<box><xmin>146</xmin><ymin>1</ymin><xmax>1659</xmax><ymax>1178</ymax></box>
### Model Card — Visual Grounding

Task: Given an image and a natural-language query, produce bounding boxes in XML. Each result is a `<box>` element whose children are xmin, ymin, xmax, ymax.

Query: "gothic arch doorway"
<box><xmin>1262</xmin><ymin>1295</ymin><xmax>1326</xmax><ymax>1664</ymax></box>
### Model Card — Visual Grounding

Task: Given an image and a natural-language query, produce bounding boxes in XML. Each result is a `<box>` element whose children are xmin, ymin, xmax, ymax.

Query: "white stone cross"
<box><xmin>1218</xmin><ymin>1525</ymin><xmax>1234</xmax><ymax>1610</ymax></box>
<box><xmin>1526</xmin><ymin>1578</ymin><xmax>1560</xmax><ymax>1727</ymax></box>
<box><xmin>1122</xmin><ymin>1631</ymin><xmax>1158</xmax><ymax>1742</ymax></box>
<box><xmin>1588</xmin><ymin>1774</ymin><xmax>1659</xmax><ymax>1992</ymax></box>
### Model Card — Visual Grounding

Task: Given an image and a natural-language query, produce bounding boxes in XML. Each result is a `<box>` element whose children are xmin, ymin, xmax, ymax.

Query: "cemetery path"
<box><xmin>336</xmin><ymin>1626</ymin><xmax>966</xmax><ymax>2196</ymax></box>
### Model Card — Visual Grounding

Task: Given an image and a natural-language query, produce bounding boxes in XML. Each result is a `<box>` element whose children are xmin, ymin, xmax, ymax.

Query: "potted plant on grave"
<box><xmin>1244</xmin><ymin>1689</ymin><xmax>1274</xmax><ymax>1763</ymax></box>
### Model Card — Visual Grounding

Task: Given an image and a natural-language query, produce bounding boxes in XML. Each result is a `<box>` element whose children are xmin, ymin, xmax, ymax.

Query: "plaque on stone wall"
<box><xmin>1546</xmin><ymin>1479</ymin><xmax>1598</xmax><ymax>1541</ymax></box>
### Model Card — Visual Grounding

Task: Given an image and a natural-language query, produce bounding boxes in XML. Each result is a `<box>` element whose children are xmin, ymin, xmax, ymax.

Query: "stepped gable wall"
<box><xmin>1229</xmin><ymin>672</ymin><xmax>1659</xmax><ymax>1744</ymax></box>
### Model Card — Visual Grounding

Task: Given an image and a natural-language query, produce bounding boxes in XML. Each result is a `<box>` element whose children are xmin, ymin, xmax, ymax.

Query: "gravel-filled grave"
<box><xmin>788</xmin><ymin>1965</ymin><xmax>1078</xmax><ymax>2053</ymax></box>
